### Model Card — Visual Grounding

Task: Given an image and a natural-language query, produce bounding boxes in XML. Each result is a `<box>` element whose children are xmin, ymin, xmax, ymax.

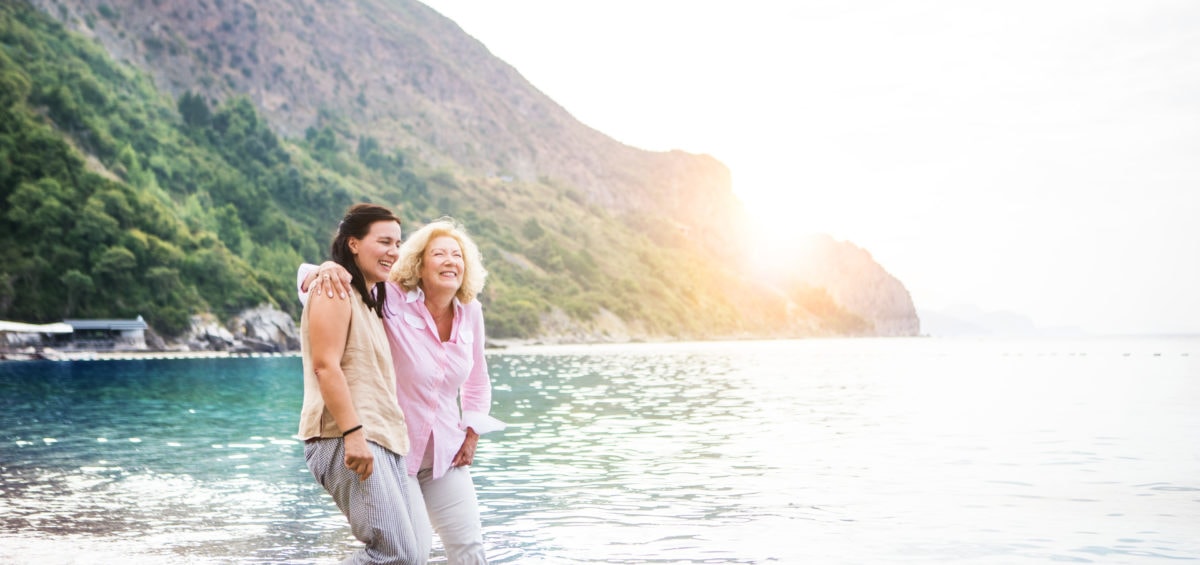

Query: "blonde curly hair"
<box><xmin>389</xmin><ymin>217</ymin><xmax>487</xmax><ymax>303</ymax></box>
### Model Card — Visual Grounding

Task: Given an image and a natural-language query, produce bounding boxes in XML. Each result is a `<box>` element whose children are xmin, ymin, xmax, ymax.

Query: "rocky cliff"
<box><xmin>782</xmin><ymin>235</ymin><xmax>920</xmax><ymax>337</ymax></box>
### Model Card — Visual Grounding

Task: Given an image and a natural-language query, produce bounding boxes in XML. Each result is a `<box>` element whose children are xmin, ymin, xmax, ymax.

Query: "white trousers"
<box><xmin>415</xmin><ymin>464</ymin><xmax>488</xmax><ymax>565</ymax></box>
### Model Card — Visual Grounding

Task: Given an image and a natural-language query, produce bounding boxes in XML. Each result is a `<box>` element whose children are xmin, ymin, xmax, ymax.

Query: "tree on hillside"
<box><xmin>178</xmin><ymin>90</ymin><xmax>211</xmax><ymax>128</ymax></box>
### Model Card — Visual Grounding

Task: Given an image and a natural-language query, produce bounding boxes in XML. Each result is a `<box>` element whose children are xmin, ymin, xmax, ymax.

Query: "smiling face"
<box><xmin>349</xmin><ymin>220</ymin><xmax>403</xmax><ymax>285</ymax></box>
<box><xmin>419</xmin><ymin>235</ymin><xmax>465</xmax><ymax>295</ymax></box>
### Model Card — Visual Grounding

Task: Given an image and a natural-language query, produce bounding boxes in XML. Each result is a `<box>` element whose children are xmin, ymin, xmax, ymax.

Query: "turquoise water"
<box><xmin>1</xmin><ymin>337</ymin><xmax>1198</xmax><ymax>564</ymax></box>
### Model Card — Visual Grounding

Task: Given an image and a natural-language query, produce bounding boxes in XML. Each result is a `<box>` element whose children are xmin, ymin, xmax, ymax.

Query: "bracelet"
<box><xmin>341</xmin><ymin>424</ymin><xmax>363</xmax><ymax>437</ymax></box>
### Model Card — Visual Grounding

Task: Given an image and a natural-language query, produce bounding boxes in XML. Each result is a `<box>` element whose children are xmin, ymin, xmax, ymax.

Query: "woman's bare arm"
<box><xmin>308</xmin><ymin>293</ymin><xmax>373</xmax><ymax>481</ymax></box>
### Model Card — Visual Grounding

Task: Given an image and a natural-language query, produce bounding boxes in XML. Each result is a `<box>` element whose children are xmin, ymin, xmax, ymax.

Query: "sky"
<box><xmin>420</xmin><ymin>0</ymin><xmax>1200</xmax><ymax>335</ymax></box>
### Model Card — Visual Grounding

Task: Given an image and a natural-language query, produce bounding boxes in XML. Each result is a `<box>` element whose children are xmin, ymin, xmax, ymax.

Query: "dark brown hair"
<box><xmin>329</xmin><ymin>203</ymin><xmax>401</xmax><ymax>317</ymax></box>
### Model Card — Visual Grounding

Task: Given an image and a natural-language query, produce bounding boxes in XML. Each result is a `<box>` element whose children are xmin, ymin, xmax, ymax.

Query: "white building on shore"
<box><xmin>1</xmin><ymin>316</ymin><xmax>149</xmax><ymax>353</ymax></box>
<box><xmin>63</xmin><ymin>316</ymin><xmax>149</xmax><ymax>350</ymax></box>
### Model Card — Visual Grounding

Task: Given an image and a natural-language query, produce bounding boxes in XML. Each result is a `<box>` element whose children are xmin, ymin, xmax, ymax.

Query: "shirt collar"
<box><xmin>403</xmin><ymin>286</ymin><xmax>461</xmax><ymax>310</ymax></box>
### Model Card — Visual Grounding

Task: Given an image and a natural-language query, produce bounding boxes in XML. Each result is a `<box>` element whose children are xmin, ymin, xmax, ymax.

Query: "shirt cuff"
<box><xmin>297</xmin><ymin>263</ymin><xmax>317</xmax><ymax>304</ymax></box>
<box><xmin>461</xmin><ymin>411</ymin><xmax>506</xmax><ymax>435</ymax></box>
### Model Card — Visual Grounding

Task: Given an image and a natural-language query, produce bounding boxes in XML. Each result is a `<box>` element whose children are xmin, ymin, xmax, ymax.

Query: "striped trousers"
<box><xmin>306</xmin><ymin>438</ymin><xmax>431</xmax><ymax>565</ymax></box>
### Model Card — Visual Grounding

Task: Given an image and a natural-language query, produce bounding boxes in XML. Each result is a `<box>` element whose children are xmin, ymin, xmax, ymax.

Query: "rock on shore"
<box><xmin>179</xmin><ymin>305</ymin><xmax>298</xmax><ymax>353</ymax></box>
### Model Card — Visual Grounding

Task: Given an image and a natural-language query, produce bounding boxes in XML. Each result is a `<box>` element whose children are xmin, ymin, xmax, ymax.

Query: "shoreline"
<box><xmin>0</xmin><ymin>349</ymin><xmax>300</xmax><ymax>362</ymax></box>
<box><xmin>7</xmin><ymin>333</ymin><xmax>1191</xmax><ymax>363</ymax></box>
<box><xmin>2</xmin><ymin>335</ymin><xmax>811</xmax><ymax>361</ymax></box>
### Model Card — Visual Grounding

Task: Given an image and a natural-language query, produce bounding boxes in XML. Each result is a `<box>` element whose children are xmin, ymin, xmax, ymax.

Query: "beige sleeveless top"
<box><xmin>297</xmin><ymin>288</ymin><xmax>409</xmax><ymax>456</ymax></box>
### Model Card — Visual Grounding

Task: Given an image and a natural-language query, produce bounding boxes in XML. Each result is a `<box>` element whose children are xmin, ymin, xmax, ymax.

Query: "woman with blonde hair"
<box><xmin>302</xmin><ymin>217</ymin><xmax>504</xmax><ymax>564</ymax></box>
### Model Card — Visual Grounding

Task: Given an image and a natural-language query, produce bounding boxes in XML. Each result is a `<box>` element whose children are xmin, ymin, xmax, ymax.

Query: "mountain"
<box><xmin>780</xmin><ymin>235</ymin><xmax>920</xmax><ymax>337</ymax></box>
<box><xmin>1</xmin><ymin>0</ymin><xmax>919</xmax><ymax>343</ymax></box>
<box><xmin>31</xmin><ymin>0</ymin><xmax>747</xmax><ymax>255</ymax></box>
<box><xmin>918</xmin><ymin>305</ymin><xmax>1084</xmax><ymax>338</ymax></box>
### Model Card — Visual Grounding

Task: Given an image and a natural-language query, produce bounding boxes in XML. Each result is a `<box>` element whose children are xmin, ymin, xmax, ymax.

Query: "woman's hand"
<box><xmin>308</xmin><ymin>261</ymin><xmax>353</xmax><ymax>299</ymax></box>
<box><xmin>343</xmin><ymin>430</ymin><xmax>374</xmax><ymax>481</ymax></box>
<box><xmin>451</xmin><ymin>428</ymin><xmax>479</xmax><ymax>467</ymax></box>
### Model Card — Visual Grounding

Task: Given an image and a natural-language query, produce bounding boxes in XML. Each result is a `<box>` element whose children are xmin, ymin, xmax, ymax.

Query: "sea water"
<box><xmin>0</xmin><ymin>337</ymin><xmax>1197</xmax><ymax>564</ymax></box>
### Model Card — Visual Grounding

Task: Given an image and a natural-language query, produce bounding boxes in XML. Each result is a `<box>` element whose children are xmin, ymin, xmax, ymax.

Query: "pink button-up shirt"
<box><xmin>297</xmin><ymin>266</ymin><xmax>504</xmax><ymax>479</ymax></box>
<box><xmin>383</xmin><ymin>285</ymin><xmax>503</xmax><ymax>478</ymax></box>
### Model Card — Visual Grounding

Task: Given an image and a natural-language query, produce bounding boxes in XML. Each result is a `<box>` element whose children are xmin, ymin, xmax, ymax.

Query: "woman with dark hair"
<box><xmin>298</xmin><ymin>203</ymin><xmax>429</xmax><ymax>564</ymax></box>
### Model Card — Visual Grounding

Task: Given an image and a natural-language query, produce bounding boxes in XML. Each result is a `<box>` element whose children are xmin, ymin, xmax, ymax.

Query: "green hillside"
<box><xmin>0</xmin><ymin>1</ymin><xmax>885</xmax><ymax>341</ymax></box>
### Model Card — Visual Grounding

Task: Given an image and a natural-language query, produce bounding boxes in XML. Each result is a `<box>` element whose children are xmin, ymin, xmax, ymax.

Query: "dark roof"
<box><xmin>64</xmin><ymin>317</ymin><xmax>148</xmax><ymax>331</ymax></box>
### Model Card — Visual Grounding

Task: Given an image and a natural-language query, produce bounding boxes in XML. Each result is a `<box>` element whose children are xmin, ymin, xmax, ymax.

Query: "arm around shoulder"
<box><xmin>299</xmin><ymin>261</ymin><xmax>354</xmax><ymax>302</ymax></box>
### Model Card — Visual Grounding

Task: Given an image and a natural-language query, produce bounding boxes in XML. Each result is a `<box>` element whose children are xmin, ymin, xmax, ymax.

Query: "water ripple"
<box><xmin>2</xmin><ymin>338</ymin><xmax>1199</xmax><ymax>563</ymax></box>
